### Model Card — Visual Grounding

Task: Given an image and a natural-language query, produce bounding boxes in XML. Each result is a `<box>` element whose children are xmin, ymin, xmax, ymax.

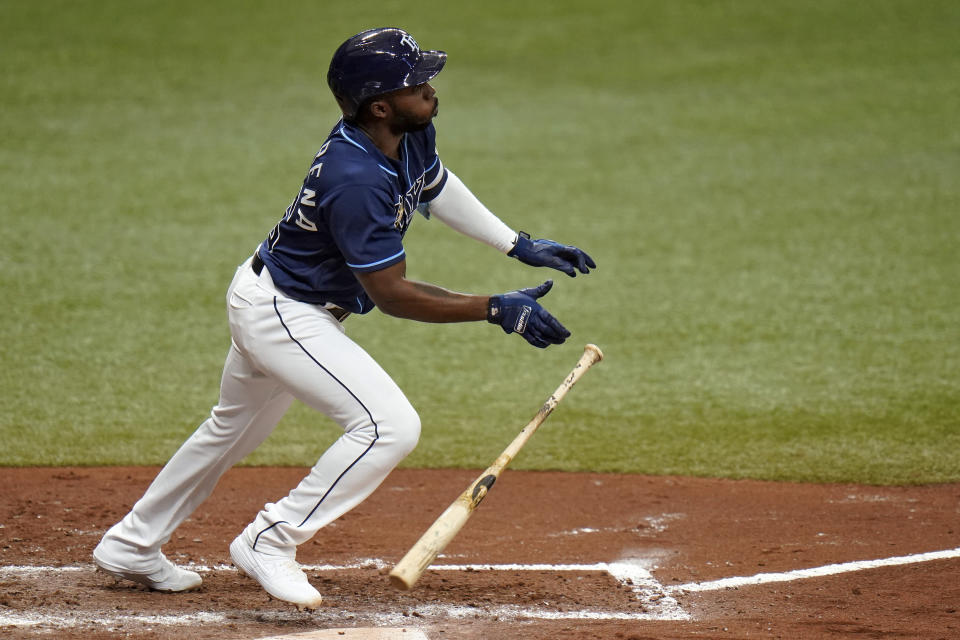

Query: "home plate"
<box><xmin>254</xmin><ymin>628</ymin><xmax>428</xmax><ymax>640</ymax></box>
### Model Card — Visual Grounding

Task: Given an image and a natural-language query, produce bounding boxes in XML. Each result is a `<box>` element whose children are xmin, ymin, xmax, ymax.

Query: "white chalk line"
<box><xmin>1</xmin><ymin>610</ymin><xmax>228</xmax><ymax>630</ymax></box>
<box><xmin>669</xmin><ymin>546</ymin><xmax>960</xmax><ymax>593</ymax></box>
<box><xmin>0</xmin><ymin>559</ymin><xmax>687</xmax><ymax>628</ymax></box>
<box><xmin>4</xmin><ymin>547</ymin><xmax>958</xmax><ymax>629</ymax></box>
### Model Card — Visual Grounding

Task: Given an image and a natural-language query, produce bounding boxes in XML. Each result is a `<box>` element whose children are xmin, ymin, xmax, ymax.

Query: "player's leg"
<box><xmin>227</xmin><ymin>287</ymin><xmax>419</xmax><ymax>607</ymax></box>
<box><xmin>94</xmin><ymin>263</ymin><xmax>294</xmax><ymax>590</ymax></box>
<box><xmin>95</xmin><ymin>344</ymin><xmax>293</xmax><ymax>556</ymax></box>
<box><xmin>237</xmin><ymin>299</ymin><xmax>420</xmax><ymax>554</ymax></box>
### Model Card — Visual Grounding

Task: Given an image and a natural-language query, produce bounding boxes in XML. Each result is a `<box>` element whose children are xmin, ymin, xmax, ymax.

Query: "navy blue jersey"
<box><xmin>258</xmin><ymin>120</ymin><xmax>448</xmax><ymax>313</ymax></box>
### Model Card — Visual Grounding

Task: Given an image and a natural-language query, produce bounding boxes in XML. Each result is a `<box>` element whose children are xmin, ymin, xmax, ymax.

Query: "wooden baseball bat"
<box><xmin>388</xmin><ymin>343</ymin><xmax>604</xmax><ymax>590</ymax></box>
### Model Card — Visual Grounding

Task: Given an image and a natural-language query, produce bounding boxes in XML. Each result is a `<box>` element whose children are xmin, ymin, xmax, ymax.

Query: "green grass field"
<box><xmin>2</xmin><ymin>1</ymin><xmax>958</xmax><ymax>483</ymax></box>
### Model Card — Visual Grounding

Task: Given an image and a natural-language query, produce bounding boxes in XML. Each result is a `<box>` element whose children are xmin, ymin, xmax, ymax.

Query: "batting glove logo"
<box><xmin>515</xmin><ymin>305</ymin><xmax>532</xmax><ymax>333</ymax></box>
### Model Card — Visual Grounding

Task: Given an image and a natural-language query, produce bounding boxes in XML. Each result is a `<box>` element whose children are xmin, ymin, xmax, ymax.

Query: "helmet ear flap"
<box><xmin>332</xmin><ymin>94</ymin><xmax>356</xmax><ymax>119</ymax></box>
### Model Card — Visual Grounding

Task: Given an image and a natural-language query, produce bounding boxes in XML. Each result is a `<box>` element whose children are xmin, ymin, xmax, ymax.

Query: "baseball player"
<box><xmin>93</xmin><ymin>27</ymin><xmax>595</xmax><ymax>610</ymax></box>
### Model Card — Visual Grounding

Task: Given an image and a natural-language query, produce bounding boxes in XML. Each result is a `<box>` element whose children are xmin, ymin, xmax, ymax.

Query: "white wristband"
<box><xmin>426</xmin><ymin>170</ymin><xmax>518</xmax><ymax>254</ymax></box>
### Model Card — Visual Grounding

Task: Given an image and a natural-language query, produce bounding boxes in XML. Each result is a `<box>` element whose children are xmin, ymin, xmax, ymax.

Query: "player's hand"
<box><xmin>487</xmin><ymin>280</ymin><xmax>570</xmax><ymax>348</ymax></box>
<box><xmin>508</xmin><ymin>232</ymin><xmax>596</xmax><ymax>277</ymax></box>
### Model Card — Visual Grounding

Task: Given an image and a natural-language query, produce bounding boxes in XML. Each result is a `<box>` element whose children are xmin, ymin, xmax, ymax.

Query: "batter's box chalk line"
<box><xmin>666</xmin><ymin>546</ymin><xmax>960</xmax><ymax>593</ymax></box>
<box><xmin>153</xmin><ymin>558</ymin><xmax>687</xmax><ymax>620</ymax></box>
<box><xmin>3</xmin><ymin>547</ymin><xmax>959</xmax><ymax>629</ymax></box>
<box><xmin>255</xmin><ymin>629</ymin><xmax>429</xmax><ymax>640</ymax></box>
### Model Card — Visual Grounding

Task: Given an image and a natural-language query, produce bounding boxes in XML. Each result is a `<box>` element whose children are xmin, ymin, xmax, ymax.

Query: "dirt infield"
<box><xmin>1</xmin><ymin>467</ymin><xmax>958</xmax><ymax>639</ymax></box>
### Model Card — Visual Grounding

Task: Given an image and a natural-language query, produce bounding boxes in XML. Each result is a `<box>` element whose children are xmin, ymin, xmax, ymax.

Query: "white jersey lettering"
<box><xmin>295</xmin><ymin>208</ymin><xmax>318</xmax><ymax>232</ymax></box>
<box><xmin>300</xmin><ymin>188</ymin><xmax>317</xmax><ymax>207</ymax></box>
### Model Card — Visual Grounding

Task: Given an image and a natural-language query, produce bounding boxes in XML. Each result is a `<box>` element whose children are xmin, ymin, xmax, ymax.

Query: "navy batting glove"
<box><xmin>508</xmin><ymin>231</ymin><xmax>597</xmax><ymax>277</ymax></box>
<box><xmin>487</xmin><ymin>280</ymin><xmax>571</xmax><ymax>349</ymax></box>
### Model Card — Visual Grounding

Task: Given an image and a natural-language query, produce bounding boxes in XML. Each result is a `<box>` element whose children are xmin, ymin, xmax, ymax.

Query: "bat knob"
<box><xmin>585</xmin><ymin>343</ymin><xmax>603</xmax><ymax>362</ymax></box>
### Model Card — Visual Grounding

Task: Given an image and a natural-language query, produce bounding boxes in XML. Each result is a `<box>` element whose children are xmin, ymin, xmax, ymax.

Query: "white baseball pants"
<box><xmin>99</xmin><ymin>256</ymin><xmax>420</xmax><ymax>568</ymax></box>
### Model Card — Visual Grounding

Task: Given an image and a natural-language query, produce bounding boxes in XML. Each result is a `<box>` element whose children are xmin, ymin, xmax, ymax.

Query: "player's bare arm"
<box><xmin>356</xmin><ymin>260</ymin><xmax>570</xmax><ymax>349</ymax></box>
<box><xmin>355</xmin><ymin>260</ymin><xmax>488</xmax><ymax>323</ymax></box>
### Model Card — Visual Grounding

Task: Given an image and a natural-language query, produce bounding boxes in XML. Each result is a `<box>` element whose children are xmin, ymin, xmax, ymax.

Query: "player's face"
<box><xmin>385</xmin><ymin>83</ymin><xmax>438</xmax><ymax>133</ymax></box>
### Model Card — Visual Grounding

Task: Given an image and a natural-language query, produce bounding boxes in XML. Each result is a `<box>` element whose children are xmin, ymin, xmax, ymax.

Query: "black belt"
<box><xmin>250</xmin><ymin>253</ymin><xmax>350</xmax><ymax>322</ymax></box>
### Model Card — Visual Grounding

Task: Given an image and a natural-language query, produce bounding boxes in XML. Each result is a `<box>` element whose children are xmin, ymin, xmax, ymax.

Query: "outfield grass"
<box><xmin>1</xmin><ymin>1</ymin><xmax>958</xmax><ymax>483</ymax></box>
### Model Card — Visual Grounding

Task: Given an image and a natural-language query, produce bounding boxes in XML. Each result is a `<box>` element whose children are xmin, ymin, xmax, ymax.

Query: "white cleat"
<box><xmin>93</xmin><ymin>543</ymin><xmax>202</xmax><ymax>592</ymax></box>
<box><xmin>229</xmin><ymin>535</ymin><xmax>323</xmax><ymax>611</ymax></box>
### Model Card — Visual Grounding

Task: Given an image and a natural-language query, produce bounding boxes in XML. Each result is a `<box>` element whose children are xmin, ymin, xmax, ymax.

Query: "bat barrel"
<box><xmin>389</xmin><ymin>570</ymin><xmax>415</xmax><ymax>590</ymax></box>
<box><xmin>388</xmin><ymin>499</ymin><xmax>475</xmax><ymax>589</ymax></box>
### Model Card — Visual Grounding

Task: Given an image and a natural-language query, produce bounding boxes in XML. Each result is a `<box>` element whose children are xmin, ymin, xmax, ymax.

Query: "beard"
<box><xmin>389</xmin><ymin>98</ymin><xmax>438</xmax><ymax>133</ymax></box>
<box><xmin>396</xmin><ymin>115</ymin><xmax>432</xmax><ymax>132</ymax></box>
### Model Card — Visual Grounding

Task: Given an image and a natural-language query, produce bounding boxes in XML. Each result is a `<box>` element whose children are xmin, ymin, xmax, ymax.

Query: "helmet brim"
<box><xmin>404</xmin><ymin>50</ymin><xmax>446</xmax><ymax>87</ymax></box>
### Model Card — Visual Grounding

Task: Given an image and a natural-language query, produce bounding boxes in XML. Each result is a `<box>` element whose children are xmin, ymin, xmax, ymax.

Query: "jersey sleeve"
<box><xmin>326</xmin><ymin>184</ymin><xmax>406</xmax><ymax>273</ymax></box>
<box><xmin>420</xmin><ymin>125</ymin><xmax>448</xmax><ymax>203</ymax></box>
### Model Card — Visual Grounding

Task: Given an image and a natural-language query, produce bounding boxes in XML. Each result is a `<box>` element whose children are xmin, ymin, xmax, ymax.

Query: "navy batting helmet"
<box><xmin>327</xmin><ymin>28</ymin><xmax>446</xmax><ymax>119</ymax></box>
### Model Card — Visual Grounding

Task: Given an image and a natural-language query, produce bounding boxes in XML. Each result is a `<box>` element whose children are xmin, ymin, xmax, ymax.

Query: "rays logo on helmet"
<box><xmin>399</xmin><ymin>33</ymin><xmax>419</xmax><ymax>52</ymax></box>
